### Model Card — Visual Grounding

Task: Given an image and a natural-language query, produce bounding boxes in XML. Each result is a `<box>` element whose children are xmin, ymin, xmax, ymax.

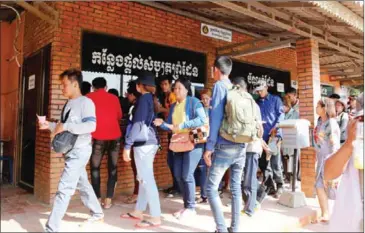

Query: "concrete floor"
<box><xmin>1</xmin><ymin>185</ymin><xmax>322</xmax><ymax>232</ymax></box>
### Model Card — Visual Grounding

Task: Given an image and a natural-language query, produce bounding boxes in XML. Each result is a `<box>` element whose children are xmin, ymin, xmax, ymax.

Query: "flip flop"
<box><xmin>135</xmin><ymin>220</ymin><xmax>161</xmax><ymax>229</ymax></box>
<box><xmin>120</xmin><ymin>213</ymin><xmax>142</xmax><ymax>220</ymax></box>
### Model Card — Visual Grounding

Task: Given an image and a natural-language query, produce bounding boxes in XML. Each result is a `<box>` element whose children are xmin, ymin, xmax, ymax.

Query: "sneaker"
<box><xmin>173</xmin><ymin>208</ymin><xmax>185</xmax><ymax>218</ymax></box>
<box><xmin>254</xmin><ymin>201</ymin><xmax>261</xmax><ymax>212</ymax></box>
<box><xmin>241</xmin><ymin>210</ymin><xmax>253</xmax><ymax>217</ymax></box>
<box><xmin>79</xmin><ymin>215</ymin><xmax>104</xmax><ymax>227</ymax></box>
<box><xmin>163</xmin><ymin>187</ymin><xmax>173</xmax><ymax>194</ymax></box>
<box><xmin>274</xmin><ymin>187</ymin><xmax>284</xmax><ymax>199</ymax></box>
<box><xmin>166</xmin><ymin>189</ymin><xmax>179</xmax><ymax>198</ymax></box>
<box><xmin>196</xmin><ymin>197</ymin><xmax>208</xmax><ymax>204</ymax></box>
<box><xmin>178</xmin><ymin>208</ymin><xmax>196</xmax><ymax>221</ymax></box>
<box><xmin>215</xmin><ymin>227</ymin><xmax>232</xmax><ymax>233</ymax></box>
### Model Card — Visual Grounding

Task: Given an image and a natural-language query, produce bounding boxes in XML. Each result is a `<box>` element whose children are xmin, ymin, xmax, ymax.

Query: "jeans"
<box><xmin>90</xmin><ymin>139</ymin><xmax>121</xmax><ymax>198</ymax></box>
<box><xmin>257</xmin><ymin>150</ymin><xmax>284</xmax><ymax>203</ymax></box>
<box><xmin>174</xmin><ymin>144</ymin><xmax>204</xmax><ymax>209</ymax></box>
<box><xmin>130</xmin><ymin>148</ymin><xmax>139</xmax><ymax>195</ymax></box>
<box><xmin>242</xmin><ymin>152</ymin><xmax>259</xmax><ymax>216</ymax></box>
<box><xmin>45</xmin><ymin>147</ymin><xmax>104</xmax><ymax>232</ymax></box>
<box><xmin>206</xmin><ymin>144</ymin><xmax>246</xmax><ymax>233</ymax></box>
<box><xmin>196</xmin><ymin>158</ymin><xmax>208</xmax><ymax>198</ymax></box>
<box><xmin>167</xmin><ymin>149</ymin><xmax>180</xmax><ymax>192</ymax></box>
<box><xmin>134</xmin><ymin>145</ymin><xmax>161</xmax><ymax>217</ymax></box>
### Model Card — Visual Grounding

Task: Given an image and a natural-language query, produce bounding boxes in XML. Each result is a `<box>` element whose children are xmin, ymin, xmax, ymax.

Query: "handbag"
<box><xmin>169</xmin><ymin>132</ymin><xmax>195</xmax><ymax>152</ymax></box>
<box><xmin>188</xmin><ymin>98</ymin><xmax>210</xmax><ymax>144</ymax></box>
<box><xmin>52</xmin><ymin>102</ymin><xmax>78</xmax><ymax>154</ymax></box>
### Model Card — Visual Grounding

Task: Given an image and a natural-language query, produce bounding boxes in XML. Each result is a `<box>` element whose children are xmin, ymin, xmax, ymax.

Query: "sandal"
<box><xmin>135</xmin><ymin>220</ymin><xmax>161</xmax><ymax>228</ymax></box>
<box><xmin>120</xmin><ymin>213</ymin><xmax>142</xmax><ymax>220</ymax></box>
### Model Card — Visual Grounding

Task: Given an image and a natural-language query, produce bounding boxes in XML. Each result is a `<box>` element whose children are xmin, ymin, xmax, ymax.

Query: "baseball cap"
<box><xmin>254</xmin><ymin>80</ymin><xmax>268</xmax><ymax>92</ymax></box>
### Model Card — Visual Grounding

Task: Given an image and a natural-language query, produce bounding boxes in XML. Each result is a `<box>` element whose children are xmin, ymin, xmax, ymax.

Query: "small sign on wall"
<box><xmin>291</xmin><ymin>80</ymin><xmax>298</xmax><ymax>89</ymax></box>
<box><xmin>28</xmin><ymin>75</ymin><xmax>35</xmax><ymax>90</ymax></box>
<box><xmin>277</xmin><ymin>83</ymin><xmax>285</xmax><ymax>93</ymax></box>
<box><xmin>201</xmin><ymin>23</ymin><xmax>232</xmax><ymax>42</ymax></box>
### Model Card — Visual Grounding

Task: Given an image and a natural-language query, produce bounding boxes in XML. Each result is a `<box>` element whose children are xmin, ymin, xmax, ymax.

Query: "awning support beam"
<box><xmin>15</xmin><ymin>1</ymin><xmax>57</xmax><ymax>25</ymax></box>
<box><xmin>211</xmin><ymin>1</ymin><xmax>363</xmax><ymax>60</ymax></box>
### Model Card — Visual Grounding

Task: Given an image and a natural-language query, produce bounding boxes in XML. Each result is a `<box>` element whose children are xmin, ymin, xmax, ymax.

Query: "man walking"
<box><xmin>204</xmin><ymin>56</ymin><xmax>246</xmax><ymax>233</ymax></box>
<box><xmin>39</xmin><ymin>68</ymin><xmax>104</xmax><ymax>232</ymax></box>
<box><xmin>87</xmin><ymin>77</ymin><xmax>123</xmax><ymax>209</ymax></box>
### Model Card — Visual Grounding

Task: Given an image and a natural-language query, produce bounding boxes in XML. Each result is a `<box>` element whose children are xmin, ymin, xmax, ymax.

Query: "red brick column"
<box><xmin>296</xmin><ymin>39</ymin><xmax>321</xmax><ymax>198</ymax></box>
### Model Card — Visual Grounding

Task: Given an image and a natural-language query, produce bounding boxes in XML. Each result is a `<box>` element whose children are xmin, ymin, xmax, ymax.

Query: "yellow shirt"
<box><xmin>168</xmin><ymin>92</ymin><xmax>177</xmax><ymax>105</ymax></box>
<box><xmin>172</xmin><ymin>98</ymin><xmax>189</xmax><ymax>133</ymax></box>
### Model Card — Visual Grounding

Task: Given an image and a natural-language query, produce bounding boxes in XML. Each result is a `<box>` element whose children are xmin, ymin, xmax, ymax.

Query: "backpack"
<box><xmin>219</xmin><ymin>83</ymin><xmax>259</xmax><ymax>143</ymax></box>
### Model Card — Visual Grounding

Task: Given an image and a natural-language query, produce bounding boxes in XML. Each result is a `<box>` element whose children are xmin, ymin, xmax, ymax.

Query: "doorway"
<box><xmin>18</xmin><ymin>45</ymin><xmax>50</xmax><ymax>191</ymax></box>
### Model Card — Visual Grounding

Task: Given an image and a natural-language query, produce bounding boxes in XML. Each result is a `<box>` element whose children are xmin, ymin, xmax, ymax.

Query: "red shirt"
<box><xmin>87</xmin><ymin>89</ymin><xmax>122</xmax><ymax>140</ymax></box>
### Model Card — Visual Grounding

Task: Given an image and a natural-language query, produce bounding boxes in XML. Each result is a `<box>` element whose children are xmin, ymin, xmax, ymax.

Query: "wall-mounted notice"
<box><xmin>291</xmin><ymin>80</ymin><xmax>298</xmax><ymax>89</ymax></box>
<box><xmin>28</xmin><ymin>75</ymin><xmax>35</xmax><ymax>90</ymax></box>
<box><xmin>277</xmin><ymin>83</ymin><xmax>285</xmax><ymax>93</ymax></box>
<box><xmin>201</xmin><ymin>23</ymin><xmax>232</xmax><ymax>42</ymax></box>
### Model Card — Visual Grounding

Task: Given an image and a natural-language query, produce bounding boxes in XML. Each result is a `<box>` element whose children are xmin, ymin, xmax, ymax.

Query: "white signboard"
<box><xmin>201</xmin><ymin>23</ymin><xmax>232</xmax><ymax>42</ymax></box>
<box><xmin>291</xmin><ymin>80</ymin><xmax>298</xmax><ymax>89</ymax></box>
<box><xmin>28</xmin><ymin>75</ymin><xmax>35</xmax><ymax>90</ymax></box>
<box><xmin>277</xmin><ymin>83</ymin><xmax>285</xmax><ymax>93</ymax></box>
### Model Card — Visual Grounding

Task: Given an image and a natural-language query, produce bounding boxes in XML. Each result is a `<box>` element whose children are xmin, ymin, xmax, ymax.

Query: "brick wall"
<box><xmin>25</xmin><ymin>1</ymin><xmax>299</xmax><ymax>203</ymax></box>
<box><xmin>296</xmin><ymin>39</ymin><xmax>321</xmax><ymax>198</ymax></box>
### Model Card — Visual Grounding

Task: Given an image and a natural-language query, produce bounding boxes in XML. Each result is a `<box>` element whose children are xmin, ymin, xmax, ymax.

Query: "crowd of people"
<box><xmin>38</xmin><ymin>55</ymin><xmax>363</xmax><ymax>232</ymax></box>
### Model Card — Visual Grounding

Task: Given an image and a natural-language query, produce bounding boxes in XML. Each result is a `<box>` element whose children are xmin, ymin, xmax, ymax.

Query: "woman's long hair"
<box><xmin>319</xmin><ymin>97</ymin><xmax>336</xmax><ymax>118</ymax></box>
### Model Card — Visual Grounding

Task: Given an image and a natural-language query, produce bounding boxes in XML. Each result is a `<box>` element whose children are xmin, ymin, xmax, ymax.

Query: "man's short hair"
<box><xmin>286</xmin><ymin>87</ymin><xmax>297</xmax><ymax>96</ymax></box>
<box><xmin>231</xmin><ymin>76</ymin><xmax>247</xmax><ymax>91</ymax></box>
<box><xmin>214</xmin><ymin>56</ymin><xmax>233</xmax><ymax>76</ymax></box>
<box><xmin>92</xmin><ymin>77</ymin><xmax>107</xmax><ymax>89</ymax></box>
<box><xmin>81</xmin><ymin>81</ymin><xmax>91</xmax><ymax>96</ymax></box>
<box><xmin>127</xmin><ymin>80</ymin><xmax>140</xmax><ymax>97</ymax></box>
<box><xmin>159</xmin><ymin>75</ymin><xmax>172</xmax><ymax>84</ymax></box>
<box><xmin>60</xmin><ymin>68</ymin><xmax>83</xmax><ymax>90</ymax></box>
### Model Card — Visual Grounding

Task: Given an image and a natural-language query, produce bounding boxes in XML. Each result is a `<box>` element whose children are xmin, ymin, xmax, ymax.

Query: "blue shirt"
<box><xmin>206</xmin><ymin>79</ymin><xmax>244</xmax><ymax>151</ymax></box>
<box><xmin>256</xmin><ymin>94</ymin><xmax>284</xmax><ymax>142</ymax></box>
<box><xmin>125</xmin><ymin>93</ymin><xmax>158</xmax><ymax>150</ymax></box>
<box><xmin>160</xmin><ymin>96</ymin><xmax>206</xmax><ymax>131</ymax></box>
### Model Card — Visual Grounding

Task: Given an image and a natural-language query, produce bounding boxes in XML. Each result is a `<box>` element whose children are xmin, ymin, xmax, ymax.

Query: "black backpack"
<box><xmin>51</xmin><ymin>102</ymin><xmax>78</xmax><ymax>154</ymax></box>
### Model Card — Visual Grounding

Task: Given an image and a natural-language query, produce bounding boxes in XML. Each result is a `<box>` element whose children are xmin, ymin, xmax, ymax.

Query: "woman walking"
<box><xmin>120</xmin><ymin>72</ymin><xmax>161</xmax><ymax>228</ymax></box>
<box><xmin>313</xmin><ymin>98</ymin><xmax>341</xmax><ymax>223</ymax></box>
<box><xmin>154</xmin><ymin>77</ymin><xmax>207</xmax><ymax>221</ymax></box>
<box><xmin>335</xmin><ymin>99</ymin><xmax>349</xmax><ymax>145</ymax></box>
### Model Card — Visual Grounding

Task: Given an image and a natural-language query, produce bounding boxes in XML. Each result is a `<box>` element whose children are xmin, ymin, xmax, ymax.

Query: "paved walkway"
<box><xmin>1</xmin><ymin>185</ymin><xmax>323</xmax><ymax>232</ymax></box>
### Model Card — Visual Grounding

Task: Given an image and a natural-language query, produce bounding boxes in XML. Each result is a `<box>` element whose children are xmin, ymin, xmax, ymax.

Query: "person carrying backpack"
<box><xmin>204</xmin><ymin>56</ymin><xmax>259</xmax><ymax>233</ymax></box>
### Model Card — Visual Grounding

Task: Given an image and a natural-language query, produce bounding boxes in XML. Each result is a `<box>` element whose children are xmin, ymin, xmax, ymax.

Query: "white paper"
<box><xmin>277</xmin><ymin>83</ymin><xmax>284</xmax><ymax>92</ymax></box>
<box><xmin>28</xmin><ymin>75</ymin><xmax>35</xmax><ymax>90</ymax></box>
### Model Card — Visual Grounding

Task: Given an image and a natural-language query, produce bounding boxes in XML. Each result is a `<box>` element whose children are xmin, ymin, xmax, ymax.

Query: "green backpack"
<box><xmin>219</xmin><ymin>83</ymin><xmax>259</xmax><ymax>143</ymax></box>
